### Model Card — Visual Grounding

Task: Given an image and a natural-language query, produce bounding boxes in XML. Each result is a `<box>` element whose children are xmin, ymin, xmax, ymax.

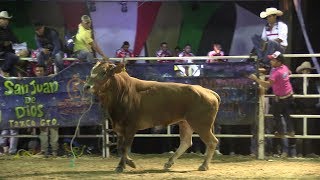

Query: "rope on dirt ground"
<box><xmin>13</xmin><ymin>149</ymin><xmax>34</xmax><ymax>158</ymax></box>
<box><xmin>69</xmin><ymin>95</ymin><xmax>94</xmax><ymax>167</ymax></box>
<box><xmin>12</xmin><ymin>147</ymin><xmax>86</xmax><ymax>159</ymax></box>
<box><xmin>63</xmin><ymin>143</ymin><xmax>86</xmax><ymax>158</ymax></box>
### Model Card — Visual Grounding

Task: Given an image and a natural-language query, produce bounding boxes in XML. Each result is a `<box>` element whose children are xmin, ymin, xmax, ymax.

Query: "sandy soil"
<box><xmin>0</xmin><ymin>153</ymin><xmax>319</xmax><ymax>179</ymax></box>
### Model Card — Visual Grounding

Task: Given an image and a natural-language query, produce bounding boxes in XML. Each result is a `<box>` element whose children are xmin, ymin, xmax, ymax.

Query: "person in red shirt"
<box><xmin>115</xmin><ymin>41</ymin><xmax>134</xmax><ymax>58</ymax></box>
<box><xmin>115</xmin><ymin>41</ymin><xmax>135</xmax><ymax>64</ymax></box>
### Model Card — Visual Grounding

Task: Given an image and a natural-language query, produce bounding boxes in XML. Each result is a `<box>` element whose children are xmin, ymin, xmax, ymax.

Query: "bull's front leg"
<box><xmin>123</xmin><ymin>133</ymin><xmax>136</xmax><ymax>169</ymax></box>
<box><xmin>116</xmin><ymin>135</ymin><xmax>124</xmax><ymax>156</ymax></box>
<box><xmin>115</xmin><ymin>135</ymin><xmax>126</xmax><ymax>173</ymax></box>
<box><xmin>115</xmin><ymin>132</ymin><xmax>136</xmax><ymax>173</ymax></box>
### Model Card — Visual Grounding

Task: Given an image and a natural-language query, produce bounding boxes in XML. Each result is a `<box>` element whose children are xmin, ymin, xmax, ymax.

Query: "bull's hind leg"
<box><xmin>197</xmin><ymin>130</ymin><xmax>218</xmax><ymax>171</ymax></box>
<box><xmin>164</xmin><ymin>121</ymin><xmax>193</xmax><ymax>170</ymax></box>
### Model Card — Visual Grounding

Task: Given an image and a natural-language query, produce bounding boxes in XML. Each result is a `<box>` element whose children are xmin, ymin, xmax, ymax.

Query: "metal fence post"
<box><xmin>257</xmin><ymin>75</ymin><xmax>266</xmax><ymax>160</ymax></box>
<box><xmin>102</xmin><ymin>120</ymin><xmax>109</xmax><ymax>158</ymax></box>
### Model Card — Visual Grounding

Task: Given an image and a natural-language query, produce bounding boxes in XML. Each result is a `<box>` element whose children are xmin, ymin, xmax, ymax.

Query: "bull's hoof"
<box><xmin>164</xmin><ymin>162</ymin><xmax>174</xmax><ymax>170</ymax></box>
<box><xmin>198</xmin><ymin>165</ymin><xmax>209</xmax><ymax>171</ymax></box>
<box><xmin>126</xmin><ymin>159</ymin><xmax>136</xmax><ymax>168</ymax></box>
<box><xmin>115</xmin><ymin>166</ymin><xmax>124</xmax><ymax>173</ymax></box>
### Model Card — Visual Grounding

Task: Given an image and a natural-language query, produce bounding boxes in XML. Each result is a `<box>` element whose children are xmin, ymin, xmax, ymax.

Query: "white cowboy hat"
<box><xmin>260</xmin><ymin>7</ymin><xmax>283</xmax><ymax>19</ymax></box>
<box><xmin>296</xmin><ymin>61</ymin><xmax>314</xmax><ymax>73</ymax></box>
<box><xmin>0</xmin><ymin>11</ymin><xmax>12</xmax><ymax>19</ymax></box>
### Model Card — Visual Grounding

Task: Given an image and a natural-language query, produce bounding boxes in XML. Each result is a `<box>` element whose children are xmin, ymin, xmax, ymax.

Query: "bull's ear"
<box><xmin>114</xmin><ymin>63</ymin><xmax>126</xmax><ymax>74</ymax></box>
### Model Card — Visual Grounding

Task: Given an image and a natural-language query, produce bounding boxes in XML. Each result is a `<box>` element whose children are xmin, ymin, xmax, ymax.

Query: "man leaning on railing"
<box><xmin>73</xmin><ymin>15</ymin><xmax>109</xmax><ymax>63</ymax></box>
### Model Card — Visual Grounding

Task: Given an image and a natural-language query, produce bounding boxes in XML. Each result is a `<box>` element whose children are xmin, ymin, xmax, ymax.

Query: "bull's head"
<box><xmin>84</xmin><ymin>62</ymin><xmax>125</xmax><ymax>93</ymax></box>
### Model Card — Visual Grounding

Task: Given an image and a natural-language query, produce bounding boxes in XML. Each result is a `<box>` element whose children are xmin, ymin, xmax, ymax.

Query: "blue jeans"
<box><xmin>75</xmin><ymin>50</ymin><xmax>95</xmax><ymax>63</ymax></box>
<box><xmin>251</xmin><ymin>34</ymin><xmax>286</xmax><ymax>65</ymax></box>
<box><xmin>0</xmin><ymin>129</ymin><xmax>18</xmax><ymax>154</ymax></box>
<box><xmin>37</xmin><ymin>51</ymin><xmax>64</xmax><ymax>72</ymax></box>
<box><xmin>264</xmin><ymin>117</ymin><xmax>289</xmax><ymax>155</ymax></box>
<box><xmin>0</xmin><ymin>52</ymin><xmax>19</xmax><ymax>76</ymax></box>
<box><xmin>272</xmin><ymin>96</ymin><xmax>294</xmax><ymax>134</ymax></box>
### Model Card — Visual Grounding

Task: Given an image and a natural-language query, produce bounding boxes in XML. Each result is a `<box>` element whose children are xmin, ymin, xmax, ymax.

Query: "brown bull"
<box><xmin>84</xmin><ymin>62</ymin><xmax>220</xmax><ymax>172</ymax></box>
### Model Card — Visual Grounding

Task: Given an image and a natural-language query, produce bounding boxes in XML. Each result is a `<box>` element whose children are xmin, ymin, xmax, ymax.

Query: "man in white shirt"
<box><xmin>251</xmin><ymin>7</ymin><xmax>288</xmax><ymax>67</ymax></box>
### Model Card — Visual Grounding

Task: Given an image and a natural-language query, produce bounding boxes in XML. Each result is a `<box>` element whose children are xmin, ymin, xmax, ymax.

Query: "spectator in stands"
<box><xmin>115</xmin><ymin>41</ymin><xmax>135</xmax><ymax>64</ymax></box>
<box><xmin>34</xmin><ymin>22</ymin><xmax>64</xmax><ymax>73</ymax></box>
<box><xmin>292</xmin><ymin>61</ymin><xmax>320</xmax><ymax>158</ymax></box>
<box><xmin>177</xmin><ymin>44</ymin><xmax>194</xmax><ymax>63</ymax></box>
<box><xmin>34</xmin><ymin>65</ymin><xmax>59</xmax><ymax>157</ymax></box>
<box><xmin>174</xmin><ymin>46</ymin><xmax>181</xmax><ymax>57</ymax></box>
<box><xmin>73</xmin><ymin>15</ymin><xmax>109</xmax><ymax>62</ymax></box>
<box><xmin>207</xmin><ymin>43</ymin><xmax>226</xmax><ymax>63</ymax></box>
<box><xmin>176</xmin><ymin>44</ymin><xmax>201</xmax><ymax>76</ymax></box>
<box><xmin>0</xmin><ymin>11</ymin><xmax>20</xmax><ymax>77</ymax></box>
<box><xmin>249</xmin><ymin>51</ymin><xmax>295</xmax><ymax>137</ymax></box>
<box><xmin>156</xmin><ymin>42</ymin><xmax>172</xmax><ymax>63</ymax></box>
<box><xmin>251</xmin><ymin>7</ymin><xmax>288</xmax><ymax>68</ymax></box>
<box><xmin>0</xmin><ymin>129</ymin><xmax>18</xmax><ymax>155</ymax></box>
<box><xmin>115</xmin><ymin>41</ymin><xmax>134</xmax><ymax>58</ymax></box>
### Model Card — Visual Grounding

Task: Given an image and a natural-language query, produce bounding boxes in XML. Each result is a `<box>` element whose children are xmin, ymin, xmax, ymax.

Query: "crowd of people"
<box><xmin>0</xmin><ymin>6</ymin><xmax>319</xmax><ymax>158</ymax></box>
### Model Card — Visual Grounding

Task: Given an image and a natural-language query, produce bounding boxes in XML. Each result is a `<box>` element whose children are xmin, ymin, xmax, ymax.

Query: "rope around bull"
<box><xmin>69</xmin><ymin>95</ymin><xmax>95</xmax><ymax>167</ymax></box>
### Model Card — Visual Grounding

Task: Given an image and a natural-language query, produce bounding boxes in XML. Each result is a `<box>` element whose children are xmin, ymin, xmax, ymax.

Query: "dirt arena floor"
<box><xmin>0</xmin><ymin>153</ymin><xmax>319</xmax><ymax>180</ymax></box>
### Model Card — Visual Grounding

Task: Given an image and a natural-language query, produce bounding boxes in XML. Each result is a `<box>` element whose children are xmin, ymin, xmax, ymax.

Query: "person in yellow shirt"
<box><xmin>73</xmin><ymin>15</ymin><xmax>109</xmax><ymax>62</ymax></box>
